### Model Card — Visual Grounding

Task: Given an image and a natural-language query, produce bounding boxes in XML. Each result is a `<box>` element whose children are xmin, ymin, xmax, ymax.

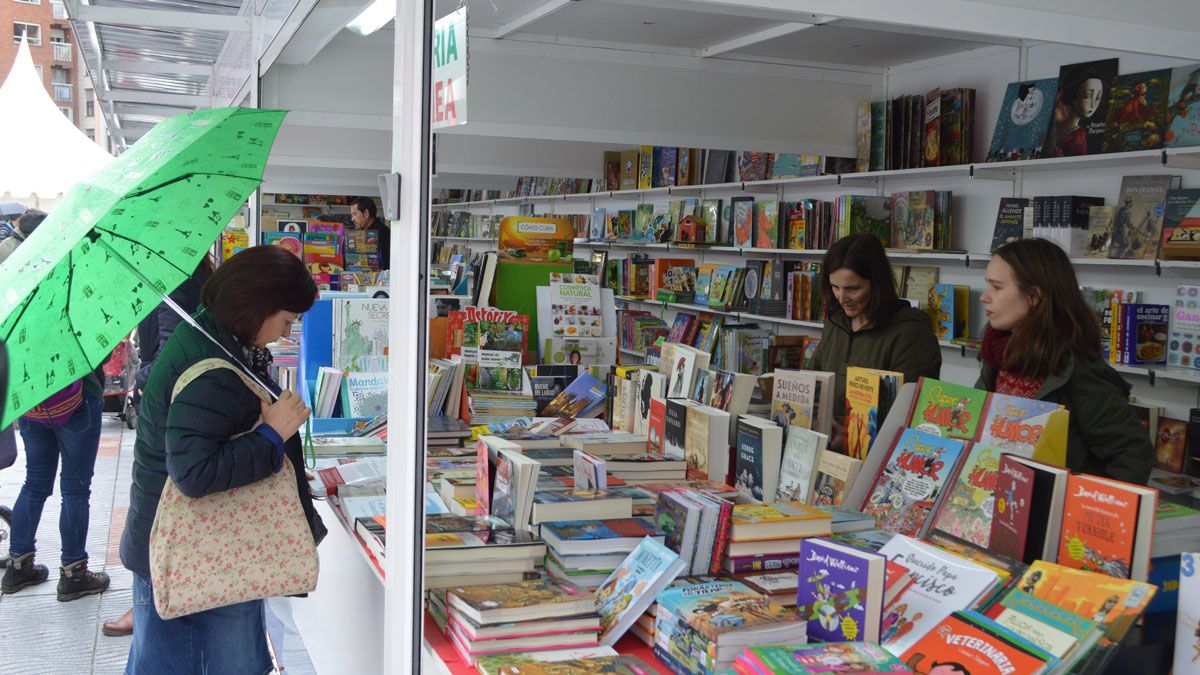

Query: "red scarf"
<box><xmin>981</xmin><ymin>325</ymin><xmax>1011</xmax><ymax>371</ymax></box>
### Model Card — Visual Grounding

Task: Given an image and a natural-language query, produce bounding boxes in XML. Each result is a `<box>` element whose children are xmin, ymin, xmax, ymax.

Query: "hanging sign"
<box><xmin>432</xmin><ymin>6</ymin><xmax>467</xmax><ymax>129</ymax></box>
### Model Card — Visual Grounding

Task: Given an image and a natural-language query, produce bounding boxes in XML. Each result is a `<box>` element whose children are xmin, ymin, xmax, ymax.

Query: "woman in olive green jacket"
<box><xmin>808</xmin><ymin>233</ymin><xmax>942</xmax><ymax>451</ymax></box>
<box><xmin>979</xmin><ymin>238</ymin><xmax>1152</xmax><ymax>484</ymax></box>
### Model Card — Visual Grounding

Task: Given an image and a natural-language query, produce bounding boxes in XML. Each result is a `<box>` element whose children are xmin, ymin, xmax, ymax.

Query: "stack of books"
<box><xmin>653</xmin><ymin>488</ymin><xmax>735</xmax><ymax>577</ymax></box>
<box><xmin>427</xmin><ymin>416</ymin><xmax>471</xmax><ymax>451</ymax></box>
<box><xmin>722</xmin><ymin>502</ymin><xmax>833</xmax><ymax>575</ymax></box>
<box><xmin>445</xmin><ymin>578</ymin><xmax>600</xmax><ymax>666</ymax></box>
<box><xmin>540</xmin><ymin>518</ymin><xmax>666</xmax><ymax>589</ymax></box>
<box><xmin>733</xmin><ymin>643</ymin><xmax>909</xmax><ymax>674</ymax></box>
<box><xmin>425</xmin><ymin>515</ymin><xmax>546</xmax><ymax>589</ymax></box>
<box><xmin>654</xmin><ymin>579</ymin><xmax>806</xmax><ymax>673</ymax></box>
<box><xmin>597</xmin><ymin>454</ymin><xmax>688</xmax><ymax>484</ymax></box>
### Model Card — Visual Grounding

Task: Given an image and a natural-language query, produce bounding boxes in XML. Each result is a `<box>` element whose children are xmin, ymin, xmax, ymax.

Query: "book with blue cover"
<box><xmin>986</xmin><ymin>78</ymin><xmax>1057</xmax><ymax>162</ymax></box>
<box><xmin>796</xmin><ymin>538</ymin><xmax>887</xmax><ymax>643</ymax></box>
<box><xmin>540</xmin><ymin>372</ymin><xmax>606</xmax><ymax>418</ymax></box>
<box><xmin>595</xmin><ymin>537</ymin><xmax>685</xmax><ymax>645</ymax></box>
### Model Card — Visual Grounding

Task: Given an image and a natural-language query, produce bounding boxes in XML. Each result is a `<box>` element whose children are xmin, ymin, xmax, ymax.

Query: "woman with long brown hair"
<box><xmin>979</xmin><ymin>238</ymin><xmax>1152</xmax><ymax>483</ymax></box>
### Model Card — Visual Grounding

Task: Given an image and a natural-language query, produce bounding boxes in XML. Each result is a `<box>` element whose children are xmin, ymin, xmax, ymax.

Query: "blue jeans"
<box><xmin>10</xmin><ymin>394</ymin><xmax>102</xmax><ymax>565</ymax></box>
<box><xmin>126</xmin><ymin>574</ymin><xmax>272</xmax><ymax>675</ymax></box>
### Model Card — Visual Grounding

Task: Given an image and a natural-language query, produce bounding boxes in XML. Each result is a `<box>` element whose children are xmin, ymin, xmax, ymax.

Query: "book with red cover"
<box><xmin>666</xmin><ymin>312</ymin><xmax>699</xmax><ymax>346</ymax></box>
<box><xmin>989</xmin><ymin>454</ymin><xmax>1035</xmax><ymax>562</ymax></box>
<box><xmin>649</xmin><ymin>258</ymin><xmax>697</xmax><ymax>298</ymax></box>
<box><xmin>898</xmin><ymin>610</ymin><xmax>1055</xmax><ymax>674</ymax></box>
<box><xmin>647</xmin><ymin>398</ymin><xmax>667</xmax><ymax>455</ymax></box>
<box><xmin>1057</xmin><ymin>473</ymin><xmax>1158</xmax><ymax>581</ymax></box>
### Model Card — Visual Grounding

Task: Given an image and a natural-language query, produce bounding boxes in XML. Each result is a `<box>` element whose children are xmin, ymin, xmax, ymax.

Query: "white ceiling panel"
<box><xmin>436</xmin><ymin>0</ymin><xmax>564</xmax><ymax>31</ymax></box>
<box><xmin>734</xmin><ymin>24</ymin><xmax>995</xmax><ymax>68</ymax></box>
<box><xmin>517</xmin><ymin>3</ymin><xmax>783</xmax><ymax>49</ymax></box>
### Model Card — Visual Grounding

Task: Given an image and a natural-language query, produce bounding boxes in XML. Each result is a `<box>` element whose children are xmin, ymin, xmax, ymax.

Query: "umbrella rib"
<box><xmin>1</xmin><ymin>284</ymin><xmax>39</xmax><ymax>343</ymax></box>
<box><xmin>63</xmin><ymin>250</ymin><xmax>91</xmax><ymax>365</ymax></box>
<box><xmin>93</xmin><ymin>227</ymin><xmax>194</xmax><ymax>279</ymax></box>
<box><xmin>124</xmin><ymin>172</ymin><xmax>263</xmax><ymax>199</ymax></box>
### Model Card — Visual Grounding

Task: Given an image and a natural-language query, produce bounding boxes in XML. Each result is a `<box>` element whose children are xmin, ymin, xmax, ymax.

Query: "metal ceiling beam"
<box><xmin>100</xmin><ymin>89</ymin><xmax>212</xmax><ymax>106</ymax></box>
<box><xmin>700</xmin><ymin>21</ymin><xmax>824</xmax><ymax>57</ymax></box>
<box><xmin>493</xmin><ymin>0</ymin><xmax>576</xmax><ymax>39</ymax></box>
<box><xmin>67</xmin><ymin>2</ymin><xmax>252</xmax><ymax>32</ymax></box>
<box><xmin>102</xmin><ymin>59</ymin><xmax>214</xmax><ymax>77</ymax></box>
<box><xmin>675</xmin><ymin>0</ymin><xmax>1200</xmax><ymax>60</ymax></box>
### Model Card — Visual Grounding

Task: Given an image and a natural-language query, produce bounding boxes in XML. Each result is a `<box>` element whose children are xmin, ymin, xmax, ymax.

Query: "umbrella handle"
<box><xmin>94</xmin><ymin>238</ymin><xmax>280</xmax><ymax>401</ymax></box>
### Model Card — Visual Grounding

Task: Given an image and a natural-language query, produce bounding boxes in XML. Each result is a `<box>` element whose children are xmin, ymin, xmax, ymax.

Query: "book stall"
<box><xmin>226</xmin><ymin>1</ymin><xmax>1200</xmax><ymax>672</ymax></box>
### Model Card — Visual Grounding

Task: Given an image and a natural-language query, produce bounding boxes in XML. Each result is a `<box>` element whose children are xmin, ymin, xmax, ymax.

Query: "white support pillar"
<box><xmin>385</xmin><ymin>0</ymin><xmax>430</xmax><ymax>672</ymax></box>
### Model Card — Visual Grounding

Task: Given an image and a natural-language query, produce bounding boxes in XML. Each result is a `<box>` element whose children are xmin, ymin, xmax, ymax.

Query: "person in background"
<box><xmin>979</xmin><ymin>238</ymin><xmax>1153</xmax><ymax>484</ymax></box>
<box><xmin>350</xmin><ymin>196</ymin><xmax>390</xmax><ymax>270</ymax></box>
<box><xmin>122</xmin><ymin>246</ymin><xmax>322</xmax><ymax>674</ymax></box>
<box><xmin>0</xmin><ymin>209</ymin><xmax>47</xmax><ymax>264</ymax></box>
<box><xmin>99</xmin><ymin>254</ymin><xmax>214</xmax><ymax>638</ymax></box>
<box><xmin>807</xmin><ymin>233</ymin><xmax>942</xmax><ymax>452</ymax></box>
<box><xmin>1</xmin><ymin>206</ymin><xmax>110</xmax><ymax>601</ymax></box>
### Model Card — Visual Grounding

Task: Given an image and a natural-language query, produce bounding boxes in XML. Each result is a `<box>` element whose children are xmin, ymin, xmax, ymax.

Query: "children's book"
<box><xmin>1167</xmin><ymin>63</ymin><xmax>1200</xmax><ymax>148</ymax></box>
<box><xmin>1043</xmin><ymin>59</ymin><xmax>1119</xmax><ymax>157</ymax></box>
<box><xmin>862</xmin><ymin>428</ymin><xmax>968</xmax><ymax>538</ymax></box>
<box><xmin>755</xmin><ymin>199</ymin><xmax>780</xmax><ymax>249</ymax></box>
<box><xmin>1102</xmin><ymin>69</ymin><xmax>1172</xmax><ymax>154</ymax></box>
<box><xmin>976</xmin><ymin>393</ymin><xmax>1066</xmax><ymax>463</ymax></box>
<box><xmin>907</xmin><ymin>377</ymin><xmax>988</xmax><ymax>440</ymax></box>
<box><xmin>1013</xmin><ymin>560</ymin><xmax>1156</xmax><ymax>649</ymax></box>
<box><xmin>655</xmin><ymin>579</ymin><xmax>798</xmax><ymax>646</ymax></box>
<box><xmin>929</xmin><ymin>443</ymin><xmax>1005</xmax><ymax>547</ymax></box>
<box><xmin>595</xmin><ymin>537</ymin><xmax>685</xmax><ymax>646</ymax></box>
<box><xmin>1160</xmin><ymin>190</ymin><xmax>1200</xmax><ymax>261</ymax></box>
<box><xmin>796</xmin><ymin>538</ymin><xmax>887</xmax><ymax>643</ymax></box>
<box><xmin>735</xmin><ymin>642</ymin><xmax>908</xmax><ymax>675</ymax></box>
<box><xmin>731</xmin><ymin>198</ymin><xmax>755</xmax><ymax>247</ymax></box>
<box><xmin>775</xmin><ymin>426</ymin><xmax>827</xmax><ymax>504</ymax></box>
<box><xmin>811</xmin><ymin>450</ymin><xmax>863</xmax><ymax>508</ymax></box>
<box><xmin>899</xmin><ymin>610</ymin><xmax>1056</xmax><ymax>675</ymax></box>
<box><xmin>737</xmin><ymin>152</ymin><xmax>773</xmax><ymax>182</ymax></box>
<box><xmin>1057</xmin><ymin>473</ymin><xmax>1158</xmax><ymax>581</ymax></box>
<box><xmin>986</xmin><ymin>77</ymin><xmax>1058</xmax><ymax>162</ymax></box>
<box><xmin>1108</xmin><ymin>174</ymin><xmax>1180</xmax><ymax>260</ymax></box>
<box><xmin>1173</xmin><ymin>552</ymin><xmax>1200</xmax><ymax>674</ymax></box>
<box><xmin>878</xmin><ymin>535</ymin><xmax>999</xmax><ymax>656</ymax></box>
<box><xmin>843</xmin><ymin>367</ymin><xmax>902</xmax><ymax>460</ymax></box>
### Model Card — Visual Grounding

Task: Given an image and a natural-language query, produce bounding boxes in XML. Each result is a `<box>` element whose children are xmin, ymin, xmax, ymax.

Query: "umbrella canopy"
<box><xmin>0</xmin><ymin>107</ymin><xmax>287</xmax><ymax>427</ymax></box>
<box><xmin>0</xmin><ymin>202</ymin><xmax>27</xmax><ymax>220</ymax></box>
<box><xmin>0</xmin><ymin>38</ymin><xmax>113</xmax><ymax>201</ymax></box>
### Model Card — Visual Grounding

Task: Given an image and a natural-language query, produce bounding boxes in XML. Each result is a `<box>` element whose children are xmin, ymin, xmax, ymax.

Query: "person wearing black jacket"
<box><xmin>121</xmin><ymin>247</ymin><xmax>322</xmax><ymax>675</ymax></box>
<box><xmin>350</xmin><ymin>196</ymin><xmax>390</xmax><ymax>270</ymax></box>
<box><xmin>101</xmin><ymin>255</ymin><xmax>212</xmax><ymax>637</ymax></box>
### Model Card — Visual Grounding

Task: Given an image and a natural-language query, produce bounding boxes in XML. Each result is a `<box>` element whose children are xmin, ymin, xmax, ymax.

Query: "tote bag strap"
<box><xmin>172</xmin><ymin>358</ymin><xmax>273</xmax><ymax>406</ymax></box>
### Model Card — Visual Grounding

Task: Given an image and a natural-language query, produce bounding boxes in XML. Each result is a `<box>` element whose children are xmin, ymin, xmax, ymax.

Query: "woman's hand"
<box><xmin>261</xmin><ymin>390</ymin><xmax>309</xmax><ymax>440</ymax></box>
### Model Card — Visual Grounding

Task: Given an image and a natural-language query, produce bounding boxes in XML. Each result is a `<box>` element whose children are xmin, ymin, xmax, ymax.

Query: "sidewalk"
<box><xmin>0</xmin><ymin>414</ymin><xmax>319</xmax><ymax>674</ymax></box>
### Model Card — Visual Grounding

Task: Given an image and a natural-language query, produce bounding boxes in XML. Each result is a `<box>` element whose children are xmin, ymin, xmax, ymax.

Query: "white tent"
<box><xmin>0</xmin><ymin>38</ymin><xmax>112</xmax><ymax>207</ymax></box>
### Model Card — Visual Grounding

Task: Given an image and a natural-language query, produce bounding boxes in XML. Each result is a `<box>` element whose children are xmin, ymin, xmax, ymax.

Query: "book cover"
<box><xmin>890</xmin><ymin>190</ymin><xmax>938</xmax><ymax>251</ymax></box>
<box><xmin>703</xmin><ymin>150</ymin><xmax>731</xmax><ymax>185</ymax></box>
<box><xmin>899</xmin><ymin>611</ymin><xmax>1055</xmax><ymax>675</ymax></box>
<box><xmin>1126</xmin><ymin>303</ymin><xmax>1170</xmax><ymax>365</ymax></box>
<box><xmin>844</xmin><ymin>367</ymin><xmax>883</xmax><ymax>460</ymax></box>
<box><xmin>497</xmin><ymin>216</ymin><xmax>574</xmax><ymax>264</ymax></box>
<box><xmin>1167</xmin><ymin>63</ymin><xmax>1200</xmax><ymax>148</ymax></box>
<box><xmin>1102</xmin><ymin>69</ymin><xmax>1172</xmax><ymax>154</ymax></box>
<box><xmin>732</xmin><ymin>198</ymin><xmax>755</xmax><ymax>248</ymax></box>
<box><xmin>1169</xmin><ymin>284</ymin><xmax>1200</xmax><ymax>369</ymax></box>
<box><xmin>334</xmin><ymin>298</ymin><xmax>390</xmax><ymax>372</ymax></box>
<box><xmin>908</xmin><ymin>378</ymin><xmax>988</xmax><ymax>440</ymax></box>
<box><xmin>684</xmin><ymin>405</ymin><xmax>730</xmax><ymax>483</ymax></box>
<box><xmin>1015</xmin><ymin>560</ymin><xmax>1155</xmax><ymax>647</ymax></box>
<box><xmin>863</xmin><ymin>428</ymin><xmax>968</xmax><ymax>537</ymax></box>
<box><xmin>771</xmin><ymin>368</ymin><xmax>821</xmax><ymax>433</ymax></box>
<box><xmin>656</xmin><ymin>580</ymin><xmax>796</xmax><ymax>643</ymax></box>
<box><xmin>637</xmin><ymin>146</ymin><xmax>653</xmax><ymax>190</ymax></box>
<box><xmin>776</xmin><ymin>426</ymin><xmax>827</xmax><ymax>504</ymax></box>
<box><xmin>878</xmin><ymin>535</ymin><xmax>999</xmax><ymax>656</ymax></box>
<box><xmin>771</xmin><ymin>153</ymin><xmax>821</xmax><ymax>179</ymax></box>
<box><xmin>1057</xmin><ymin>474</ymin><xmax>1143</xmax><ymax>579</ymax></box>
<box><xmin>734</xmin><ymin>417</ymin><xmax>784</xmax><ymax>502</ymax></box>
<box><xmin>930</xmin><ymin>443</ymin><xmax>1005</xmax><ymax>547</ymax></box>
<box><xmin>737</xmin><ymin>151</ymin><xmax>772</xmax><ymax>183</ymax></box>
<box><xmin>784</xmin><ymin>200</ymin><xmax>810</xmax><ymax>250</ymax></box>
<box><xmin>988</xmin><ymin>453</ymin><xmax>1037</xmax><ymax>561</ymax></box>
<box><xmin>1084</xmin><ymin>205</ymin><xmax>1117</xmax><ymax>258</ymax></box>
<box><xmin>812</xmin><ymin>450</ymin><xmax>863</xmax><ymax>508</ymax></box>
<box><xmin>595</xmin><ymin>537</ymin><xmax>685</xmax><ymax>646</ymax></box>
<box><xmin>1174</xmin><ymin>552</ymin><xmax>1200</xmax><ymax>673</ymax></box>
<box><xmin>663</xmin><ymin>399</ymin><xmax>689</xmax><ymax>460</ymax></box>
<box><xmin>1043</xmin><ymin>59</ymin><xmax>1119</xmax><ymax>157</ymax></box>
<box><xmin>548</xmin><ymin>272</ymin><xmax>604</xmax><ymax>338</ymax></box>
<box><xmin>989</xmin><ymin>197</ymin><xmax>1030</xmax><ymax>252</ymax></box>
<box><xmin>342</xmin><ymin>371</ymin><xmax>388</xmax><ymax>417</ymax></box>
<box><xmin>664</xmin><ymin>346</ymin><xmax>700</xmax><ymax>400</ymax></box>
<box><xmin>796</xmin><ymin>538</ymin><xmax>886</xmax><ymax>642</ymax></box>
<box><xmin>647</xmin><ymin>398</ymin><xmax>666</xmax><ymax>454</ymax></box>
<box><xmin>1161</xmin><ymin>190</ymin><xmax>1200</xmax><ymax>261</ymax></box>
<box><xmin>986</xmin><ymin>77</ymin><xmax>1058</xmax><ymax>162</ymax></box>
<box><xmin>755</xmin><ymin>199</ymin><xmax>780</xmax><ymax>249</ymax></box>
<box><xmin>1109</xmin><ymin>174</ymin><xmax>1179</xmax><ymax>260</ymax></box>
<box><xmin>541</xmin><ymin>517</ymin><xmax>663</xmax><ymax>544</ymax></box>
<box><xmin>449</xmin><ymin>578</ymin><xmax>591</xmax><ymax>615</ymax></box>
<box><xmin>737</xmin><ymin>642</ymin><xmax>908</xmax><ymax>674</ymax></box>
<box><xmin>541</xmin><ymin>373</ymin><xmax>606</xmax><ymax>418</ymax></box>
<box><xmin>848</xmin><ymin>195</ymin><xmax>893</xmax><ymax>246</ymax></box>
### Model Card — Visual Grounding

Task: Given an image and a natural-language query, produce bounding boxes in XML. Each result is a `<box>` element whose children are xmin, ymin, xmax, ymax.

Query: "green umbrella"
<box><xmin>0</xmin><ymin>107</ymin><xmax>287</xmax><ymax>427</ymax></box>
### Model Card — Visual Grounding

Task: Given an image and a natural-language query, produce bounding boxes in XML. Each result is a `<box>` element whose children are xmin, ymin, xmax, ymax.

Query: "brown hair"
<box><xmin>201</xmin><ymin>246</ymin><xmax>318</xmax><ymax>345</ymax></box>
<box><xmin>993</xmin><ymin>238</ymin><xmax>1101</xmax><ymax>377</ymax></box>
<box><xmin>820</xmin><ymin>233</ymin><xmax>900</xmax><ymax>324</ymax></box>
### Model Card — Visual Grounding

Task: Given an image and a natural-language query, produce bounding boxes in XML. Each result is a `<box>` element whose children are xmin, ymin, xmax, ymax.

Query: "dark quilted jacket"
<box><xmin>120</xmin><ymin>308</ymin><xmax>320</xmax><ymax>580</ymax></box>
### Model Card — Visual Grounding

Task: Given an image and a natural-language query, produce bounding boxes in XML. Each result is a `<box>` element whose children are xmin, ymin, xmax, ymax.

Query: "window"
<box><xmin>15</xmin><ymin>0</ymin><xmax>41</xmax><ymax>5</ymax></box>
<box><xmin>13</xmin><ymin>22</ymin><xmax>41</xmax><ymax>46</ymax></box>
<box><xmin>50</xmin><ymin>66</ymin><xmax>68</xmax><ymax>84</ymax></box>
<box><xmin>85</xmin><ymin>99</ymin><xmax>94</xmax><ymax>118</ymax></box>
<box><xmin>59</xmin><ymin>106</ymin><xmax>72</xmax><ymax>122</ymax></box>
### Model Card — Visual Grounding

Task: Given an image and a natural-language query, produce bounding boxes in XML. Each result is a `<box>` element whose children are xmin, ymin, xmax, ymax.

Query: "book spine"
<box><xmin>1109</xmin><ymin>299</ymin><xmax>1122</xmax><ymax>364</ymax></box>
<box><xmin>709</xmin><ymin>500</ymin><xmax>734</xmax><ymax>575</ymax></box>
<box><xmin>724</xmin><ymin>554</ymin><xmax>802</xmax><ymax>573</ymax></box>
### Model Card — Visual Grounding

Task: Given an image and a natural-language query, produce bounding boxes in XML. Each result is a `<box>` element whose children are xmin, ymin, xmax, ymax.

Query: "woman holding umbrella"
<box><xmin>121</xmin><ymin>246</ymin><xmax>323</xmax><ymax>674</ymax></box>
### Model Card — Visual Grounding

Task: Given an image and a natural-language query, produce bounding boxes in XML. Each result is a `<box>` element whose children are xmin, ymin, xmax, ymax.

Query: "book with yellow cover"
<box><xmin>844</xmin><ymin>367</ymin><xmax>903</xmax><ymax>460</ymax></box>
<box><xmin>497</xmin><ymin>216</ymin><xmax>575</xmax><ymax>264</ymax></box>
<box><xmin>729</xmin><ymin>501</ymin><xmax>832</xmax><ymax>541</ymax></box>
